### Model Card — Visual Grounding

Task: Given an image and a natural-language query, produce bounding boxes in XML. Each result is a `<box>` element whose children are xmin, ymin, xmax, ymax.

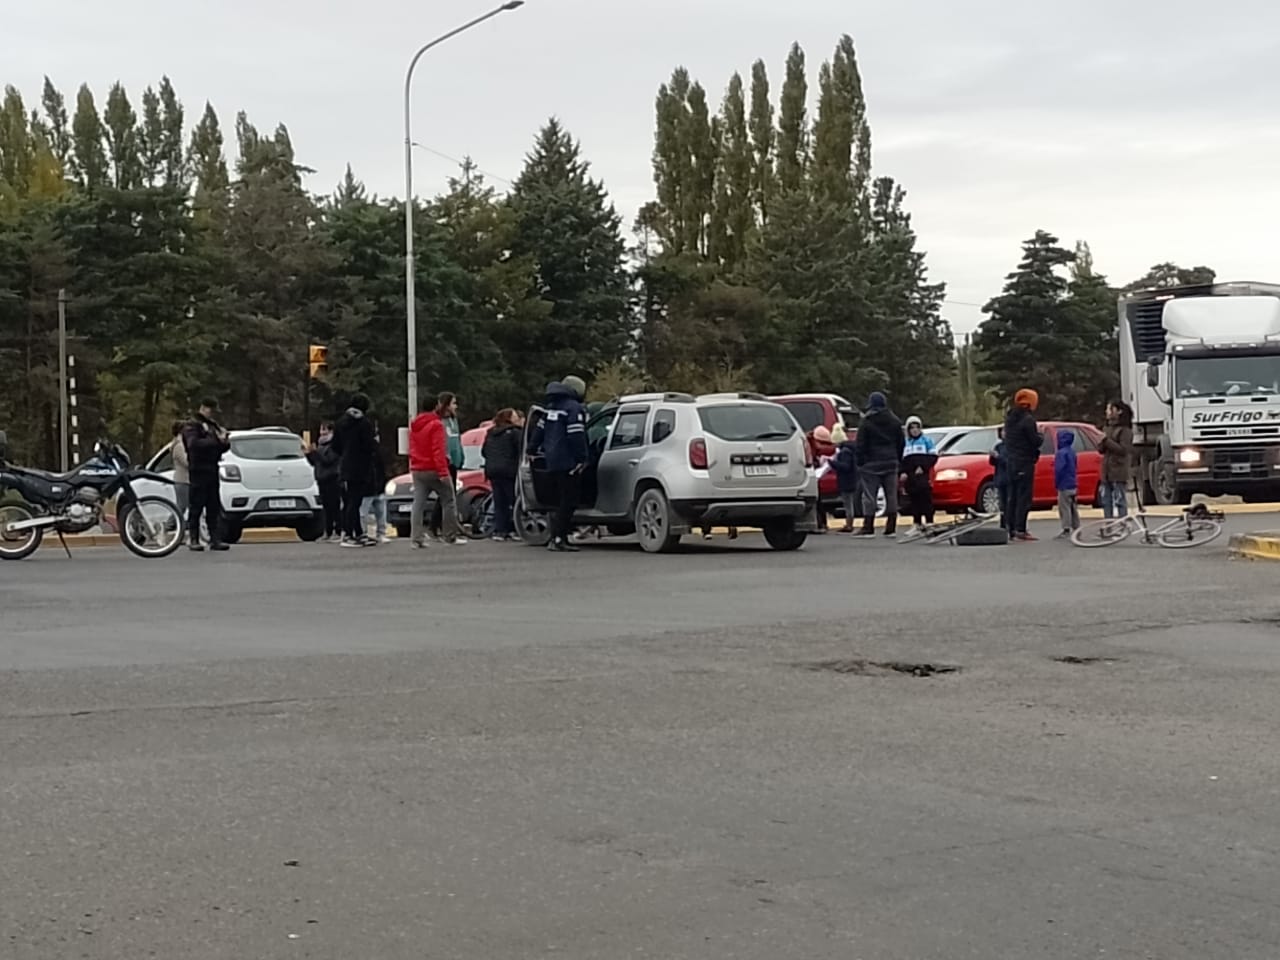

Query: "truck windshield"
<box><xmin>1175</xmin><ymin>356</ymin><xmax>1280</xmax><ymax>397</ymax></box>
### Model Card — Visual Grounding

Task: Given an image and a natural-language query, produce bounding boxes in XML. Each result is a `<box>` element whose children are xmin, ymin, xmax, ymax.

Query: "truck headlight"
<box><xmin>1177</xmin><ymin>448</ymin><xmax>1201</xmax><ymax>464</ymax></box>
<box><xmin>935</xmin><ymin>468</ymin><xmax>967</xmax><ymax>482</ymax></box>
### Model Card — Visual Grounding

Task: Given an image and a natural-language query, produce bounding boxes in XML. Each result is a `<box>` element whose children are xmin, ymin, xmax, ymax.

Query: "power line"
<box><xmin>410</xmin><ymin>142</ymin><xmax>514</xmax><ymax>188</ymax></box>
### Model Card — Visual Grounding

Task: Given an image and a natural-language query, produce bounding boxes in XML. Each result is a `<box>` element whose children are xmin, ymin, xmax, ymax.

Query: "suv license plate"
<box><xmin>743</xmin><ymin>465</ymin><xmax>777</xmax><ymax>477</ymax></box>
<box><xmin>269</xmin><ymin>498</ymin><xmax>296</xmax><ymax>509</ymax></box>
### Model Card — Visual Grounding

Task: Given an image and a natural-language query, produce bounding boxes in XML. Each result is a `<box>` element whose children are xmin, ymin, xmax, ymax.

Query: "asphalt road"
<box><xmin>4</xmin><ymin>513</ymin><xmax>1280</xmax><ymax>959</ymax></box>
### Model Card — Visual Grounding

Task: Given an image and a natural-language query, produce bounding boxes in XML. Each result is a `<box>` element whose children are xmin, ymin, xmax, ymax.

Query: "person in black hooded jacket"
<box><xmin>1003</xmin><ymin>388</ymin><xmax>1042</xmax><ymax>541</ymax></box>
<box><xmin>332</xmin><ymin>393</ymin><xmax>378</xmax><ymax>546</ymax></box>
<box><xmin>854</xmin><ymin>391</ymin><xmax>905</xmax><ymax>537</ymax></box>
<box><xmin>482</xmin><ymin>408</ymin><xmax>523</xmax><ymax>540</ymax></box>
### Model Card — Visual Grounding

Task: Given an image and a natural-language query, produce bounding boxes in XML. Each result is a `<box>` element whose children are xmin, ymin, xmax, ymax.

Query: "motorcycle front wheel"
<box><xmin>0</xmin><ymin>503</ymin><xmax>43</xmax><ymax>560</ymax></box>
<box><xmin>118</xmin><ymin>497</ymin><xmax>184</xmax><ymax>559</ymax></box>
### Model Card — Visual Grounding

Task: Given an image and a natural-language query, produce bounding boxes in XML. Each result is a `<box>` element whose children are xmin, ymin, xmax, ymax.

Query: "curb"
<box><xmin>1228</xmin><ymin>531</ymin><xmax>1280</xmax><ymax>562</ymax></box>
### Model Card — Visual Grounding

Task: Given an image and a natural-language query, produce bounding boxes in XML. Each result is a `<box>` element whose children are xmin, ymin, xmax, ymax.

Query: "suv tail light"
<box><xmin>220</xmin><ymin>464</ymin><xmax>242</xmax><ymax>482</ymax></box>
<box><xmin>688</xmin><ymin>438</ymin><xmax>708</xmax><ymax>470</ymax></box>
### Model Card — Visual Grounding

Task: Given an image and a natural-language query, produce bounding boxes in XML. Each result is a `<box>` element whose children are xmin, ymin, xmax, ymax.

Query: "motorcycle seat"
<box><xmin>9</xmin><ymin>465</ymin><xmax>84</xmax><ymax>483</ymax></box>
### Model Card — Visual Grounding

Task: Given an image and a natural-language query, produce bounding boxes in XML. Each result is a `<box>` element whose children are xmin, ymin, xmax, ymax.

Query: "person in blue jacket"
<box><xmin>830</xmin><ymin>423</ymin><xmax>861</xmax><ymax>532</ymax></box>
<box><xmin>530</xmin><ymin>376</ymin><xmax>588</xmax><ymax>553</ymax></box>
<box><xmin>900</xmin><ymin>416</ymin><xmax>939</xmax><ymax>531</ymax></box>
<box><xmin>1054</xmin><ymin>428</ymin><xmax>1080</xmax><ymax>539</ymax></box>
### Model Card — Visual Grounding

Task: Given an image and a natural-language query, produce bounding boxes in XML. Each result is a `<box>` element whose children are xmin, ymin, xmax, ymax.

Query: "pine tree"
<box><xmin>811</xmin><ymin>36</ymin><xmax>871</xmax><ymax>206</ymax></box>
<box><xmin>139</xmin><ymin>85</ymin><xmax>165</xmax><ymax>186</ymax></box>
<box><xmin>651</xmin><ymin>69</ymin><xmax>692</xmax><ymax>254</ymax></box>
<box><xmin>157</xmin><ymin>77</ymin><xmax>185</xmax><ymax>189</ymax></box>
<box><xmin>508</xmin><ymin>119</ymin><xmax>631</xmax><ymax>387</ymax></box>
<box><xmin>70</xmin><ymin>84</ymin><xmax>107</xmax><ymax>190</ymax></box>
<box><xmin>973</xmin><ymin>230</ymin><xmax>1076</xmax><ymax>414</ymax></box>
<box><xmin>775</xmin><ymin>44</ymin><xmax>808</xmax><ymax>195</ymax></box>
<box><xmin>0</xmin><ymin>87</ymin><xmax>33</xmax><ymax>200</ymax></box>
<box><xmin>1122</xmin><ymin>262</ymin><xmax>1216</xmax><ymax>294</ymax></box>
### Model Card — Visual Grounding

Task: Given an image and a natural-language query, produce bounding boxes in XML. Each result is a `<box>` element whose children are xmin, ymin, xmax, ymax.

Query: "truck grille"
<box><xmin>1196</xmin><ymin>426</ymin><xmax>1280</xmax><ymax>439</ymax></box>
<box><xmin>1207</xmin><ymin>446</ymin><xmax>1270</xmax><ymax>480</ymax></box>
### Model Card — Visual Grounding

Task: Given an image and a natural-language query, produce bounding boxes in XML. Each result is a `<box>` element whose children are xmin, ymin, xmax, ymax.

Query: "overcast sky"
<box><xmin>9</xmin><ymin>0</ymin><xmax>1280</xmax><ymax>334</ymax></box>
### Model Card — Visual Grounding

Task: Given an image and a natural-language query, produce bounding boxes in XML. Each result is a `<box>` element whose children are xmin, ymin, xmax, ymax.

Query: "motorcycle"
<box><xmin>0</xmin><ymin>429</ymin><xmax>185</xmax><ymax>560</ymax></box>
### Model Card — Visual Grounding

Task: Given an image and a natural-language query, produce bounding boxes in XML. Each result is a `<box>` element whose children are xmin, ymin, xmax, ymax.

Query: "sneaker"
<box><xmin>411</xmin><ymin>540</ymin><xmax>428</xmax><ymax>549</ymax></box>
<box><xmin>491</xmin><ymin>534</ymin><xmax>506</xmax><ymax>542</ymax></box>
<box><xmin>443</xmin><ymin>537</ymin><xmax>467</xmax><ymax>546</ymax></box>
<box><xmin>188</xmin><ymin>543</ymin><xmax>205</xmax><ymax>552</ymax></box>
<box><xmin>1015</xmin><ymin>532</ymin><xmax>1038</xmax><ymax>542</ymax></box>
<box><xmin>339</xmin><ymin>538</ymin><xmax>363</xmax><ymax>548</ymax></box>
<box><xmin>380</xmin><ymin>535</ymin><xmax>393</xmax><ymax>544</ymax></box>
<box><xmin>883</xmin><ymin>531</ymin><xmax>897</xmax><ymax>539</ymax></box>
<box><xmin>547</xmin><ymin>538</ymin><xmax>579</xmax><ymax>553</ymax></box>
<box><xmin>360</xmin><ymin>536</ymin><xmax>378</xmax><ymax>547</ymax></box>
<box><xmin>1054</xmin><ymin>530</ymin><xmax>1071</xmax><ymax>540</ymax></box>
<box><xmin>210</xmin><ymin>542</ymin><xmax>230</xmax><ymax>552</ymax></box>
<box><xmin>853</xmin><ymin>529</ymin><xmax>876</xmax><ymax>538</ymax></box>
<box><xmin>703</xmin><ymin>531</ymin><xmax>714</xmax><ymax>540</ymax></box>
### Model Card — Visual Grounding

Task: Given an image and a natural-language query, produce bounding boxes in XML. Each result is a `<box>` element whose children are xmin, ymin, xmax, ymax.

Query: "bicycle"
<box><xmin>1070</xmin><ymin>502</ymin><xmax>1225</xmax><ymax>549</ymax></box>
<box><xmin>898</xmin><ymin>509</ymin><xmax>1001</xmax><ymax>545</ymax></box>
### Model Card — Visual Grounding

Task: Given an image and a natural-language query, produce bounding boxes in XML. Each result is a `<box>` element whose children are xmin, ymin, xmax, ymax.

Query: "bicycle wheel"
<box><xmin>1071</xmin><ymin>518</ymin><xmax>1133</xmax><ymax>548</ymax></box>
<box><xmin>897</xmin><ymin>525</ymin><xmax>929</xmax><ymax>544</ymax></box>
<box><xmin>1157</xmin><ymin>518</ymin><xmax>1223</xmax><ymax>549</ymax></box>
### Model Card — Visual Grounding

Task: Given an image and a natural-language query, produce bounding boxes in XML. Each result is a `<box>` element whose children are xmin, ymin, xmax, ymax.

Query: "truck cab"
<box><xmin>1121</xmin><ymin>281</ymin><xmax>1280</xmax><ymax>503</ymax></box>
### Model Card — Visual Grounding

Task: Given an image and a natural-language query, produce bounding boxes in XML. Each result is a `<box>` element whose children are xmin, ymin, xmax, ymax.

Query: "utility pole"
<box><xmin>58</xmin><ymin>289</ymin><xmax>68</xmax><ymax>471</ymax></box>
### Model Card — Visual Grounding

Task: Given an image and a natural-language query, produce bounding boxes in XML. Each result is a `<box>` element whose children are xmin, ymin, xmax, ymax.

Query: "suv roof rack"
<box><xmin>616</xmin><ymin>391</ymin><xmax>696</xmax><ymax>404</ymax></box>
<box><xmin>697</xmin><ymin>391</ymin><xmax>770</xmax><ymax>402</ymax></box>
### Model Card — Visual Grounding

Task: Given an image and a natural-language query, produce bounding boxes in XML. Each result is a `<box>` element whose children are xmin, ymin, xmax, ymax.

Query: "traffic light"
<box><xmin>308</xmin><ymin>344</ymin><xmax>328</xmax><ymax>379</ymax></box>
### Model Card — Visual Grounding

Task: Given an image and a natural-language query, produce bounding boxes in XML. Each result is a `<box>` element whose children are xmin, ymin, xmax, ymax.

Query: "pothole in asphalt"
<box><xmin>802</xmin><ymin>659</ymin><xmax>960</xmax><ymax>678</ymax></box>
<box><xmin>1053</xmin><ymin>655</ymin><xmax>1123</xmax><ymax>665</ymax></box>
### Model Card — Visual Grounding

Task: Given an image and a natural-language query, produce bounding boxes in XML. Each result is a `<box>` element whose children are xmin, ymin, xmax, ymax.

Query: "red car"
<box><xmin>929</xmin><ymin>422</ymin><xmax>1104</xmax><ymax>515</ymax></box>
<box><xmin>771</xmin><ymin>393</ymin><xmax>861</xmax><ymax>508</ymax></box>
<box><xmin>387</xmin><ymin>422</ymin><xmax>493</xmax><ymax>538</ymax></box>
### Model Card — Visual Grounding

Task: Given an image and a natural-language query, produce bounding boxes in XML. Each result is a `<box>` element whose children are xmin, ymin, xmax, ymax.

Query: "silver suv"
<box><xmin>517</xmin><ymin>392</ymin><xmax>818</xmax><ymax>553</ymax></box>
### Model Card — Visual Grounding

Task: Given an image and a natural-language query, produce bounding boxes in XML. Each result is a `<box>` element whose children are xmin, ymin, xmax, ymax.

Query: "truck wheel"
<box><xmin>1152</xmin><ymin>459</ymin><xmax>1191</xmax><ymax>506</ymax></box>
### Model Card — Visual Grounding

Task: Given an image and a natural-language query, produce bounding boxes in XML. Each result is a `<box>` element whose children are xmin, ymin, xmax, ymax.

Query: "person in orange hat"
<box><xmin>1003</xmin><ymin>388</ymin><xmax>1041</xmax><ymax>541</ymax></box>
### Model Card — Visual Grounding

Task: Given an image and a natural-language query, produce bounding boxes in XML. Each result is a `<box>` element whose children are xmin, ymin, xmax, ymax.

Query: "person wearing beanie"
<box><xmin>854</xmin><ymin>390</ymin><xmax>904</xmax><ymax>538</ymax></box>
<box><xmin>562</xmin><ymin>375</ymin><xmax>587</xmax><ymax>400</ymax></box>
<box><xmin>829</xmin><ymin>422</ymin><xmax>861</xmax><ymax>532</ymax></box>
<box><xmin>1003</xmin><ymin>387</ymin><xmax>1042</xmax><ymax>541</ymax></box>
<box><xmin>809</xmin><ymin>425</ymin><xmax>836</xmax><ymax>532</ymax></box>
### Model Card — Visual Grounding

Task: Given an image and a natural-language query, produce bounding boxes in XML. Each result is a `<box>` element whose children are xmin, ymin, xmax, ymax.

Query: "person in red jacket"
<box><xmin>408</xmin><ymin>393</ymin><xmax>465</xmax><ymax>547</ymax></box>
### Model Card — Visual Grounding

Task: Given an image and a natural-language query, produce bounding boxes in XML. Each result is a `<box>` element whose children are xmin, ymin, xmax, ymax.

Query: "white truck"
<box><xmin>1121</xmin><ymin>280</ymin><xmax>1280</xmax><ymax>504</ymax></box>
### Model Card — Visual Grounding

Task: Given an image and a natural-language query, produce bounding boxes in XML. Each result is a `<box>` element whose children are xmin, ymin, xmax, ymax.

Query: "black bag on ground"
<box><xmin>955</xmin><ymin>526</ymin><xmax>1009</xmax><ymax>546</ymax></box>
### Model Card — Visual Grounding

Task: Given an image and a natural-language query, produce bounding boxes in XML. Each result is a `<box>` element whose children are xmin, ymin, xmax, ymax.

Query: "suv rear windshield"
<box><xmin>231</xmin><ymin>435</ymin><xmax>304</xmax><ymax>460</ymax></box>
<box><xmin>698</xmin><ymin>404</ymin><xmax>797</xmax><ymax>442</ymax></box>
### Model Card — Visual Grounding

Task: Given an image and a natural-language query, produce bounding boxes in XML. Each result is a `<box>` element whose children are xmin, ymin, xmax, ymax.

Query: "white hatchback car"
<box><xmin>134</xmin><ymin>427</ymin><xmax>324</xmax><ymax>543</ymax></box>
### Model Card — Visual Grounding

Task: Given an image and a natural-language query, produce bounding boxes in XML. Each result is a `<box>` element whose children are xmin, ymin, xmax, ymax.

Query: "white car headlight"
<box><xmin>935</xmin><ymin>468</ymin><xmax>967</xmax><ymax>482</ymax></box>
<box><xmin>385</xmin><ymin>479</ymin><xmax>398</xmax><ymax>496</ymax></box>
<box><xmin>1177</xmin><ymin>448</ymin><xmax>1201</xmax><ymax>464</ymax></box>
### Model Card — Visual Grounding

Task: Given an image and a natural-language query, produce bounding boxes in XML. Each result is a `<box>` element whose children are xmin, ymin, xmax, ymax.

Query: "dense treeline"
<box><xmin>0</xmin><ymin>38</ymin><xmax>1218</xmax><ymax>469</ymax></box>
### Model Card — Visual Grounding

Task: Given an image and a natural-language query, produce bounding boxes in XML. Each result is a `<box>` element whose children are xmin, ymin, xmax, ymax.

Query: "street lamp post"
<box><xmin>402</xmin><ymin>1</ymin><xmax>524</xmax><ymax>448</ymax></box>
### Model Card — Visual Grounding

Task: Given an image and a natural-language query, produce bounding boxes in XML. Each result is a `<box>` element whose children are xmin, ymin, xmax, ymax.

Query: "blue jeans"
<box><xmin>1099</xmin><ymin>481</ymin><xmax>1128</xmax><ymax>519</ymax></box>
<box><xmin>360</xmin><ymin>494</ymin><xmax>387</xmax><ymax>538</ymax></box>
<box><xmin>488</xmin><ymin>473</ymin><xmax>516</xmax><ymax>537</ymax></box>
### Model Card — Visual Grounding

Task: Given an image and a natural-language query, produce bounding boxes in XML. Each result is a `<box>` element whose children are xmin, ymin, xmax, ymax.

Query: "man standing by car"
<box><xmin>181</xmin><ymin>397</ymin><xmax>230</xmax><ymax>552</ymax></box>
<box><xmin>1003</xmin><ymin>388</ymin><xmax>1042</xmax><ymax>542</ymax></box>
<box><xmin>854</xmin><ymin>391</ymin><xmax>904</xmax><ymax>538</ymax></box>
<box><xmin>429</xmin><ymin>392</ymin><xmax>464</xmax><ymax>539</ymax></box>
<box><xmin>333</xmin><ymin>393</ymin><xmax>378</xmax><ymax>547</ymax></box>
<box><xmin>531</xmin><ymin>377</ymin><xmax>588</xmax><ymax>553</ymax></box>
<box><xmin>409</xmin><ymin>393</ymin><xmax>465</xmax><ymax>547</ymax></box>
